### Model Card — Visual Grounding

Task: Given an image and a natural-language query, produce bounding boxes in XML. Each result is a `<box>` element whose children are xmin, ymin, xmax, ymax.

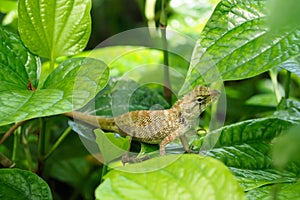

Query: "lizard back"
<box><xmin>108</xmin><ymin>109</ymin><xmax>181</xmax><ymax>144</ymax></box>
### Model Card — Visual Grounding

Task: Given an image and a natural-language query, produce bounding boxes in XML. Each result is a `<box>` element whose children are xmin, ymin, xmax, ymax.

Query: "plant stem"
<box><xmin>43</xmin><ymin>126</ymin><xmax>72</xmax><ymax>160</ymax></box>
<box><xmin>100</xmin><ymin>164</ymin><xmax>108</xmax><ymax>183</ymax></box>
<box><xmin>284</xmin><ymin>71</ymin><xmax>291</xmax><ymax>99</ymax></box>
<box><xmin>38</xmin><ymin>118</ymin><xmax>47</xmax><ymax>158</ymax></box>
<box><xmin>0</xmin><ymin>121</ymin><xmax>27</xmax><ymax>144</ymax></box>
<box><xmin>49</xmin><ymin>53</ymin><xmax>56</xmax><ymax>72</ymax></box>
<box><xmin>160</xmin><ymin>0</ymin><xmax>172</xmax><ymax>104</ymax></box>
<box><xmin>12</xmin><ymin>125</ymin><xmax>21</xmax><ymax>162</ymax></box>
<box><xmin>22</xmin><ymin>134</ymin><xmax>34</xmax><ymax>171</ymax></box>
<box><xmin>269</xmin><ymin>68</ymin><xmax>282</xmax><ymax>103</ymax></box>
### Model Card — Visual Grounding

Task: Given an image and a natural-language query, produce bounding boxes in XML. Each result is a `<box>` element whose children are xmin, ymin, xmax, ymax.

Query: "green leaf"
<box><xmin>0</xmin><ymin>26</ymin><xmax>39</xmax><ymax>90</ymax></box>
<box><xmin>0</xmin><ymin>57</ymin><xmax>109</xmax><ymax>126</ymax></box>
<box><xmin>73</xmin><ymin>45</ymin><xmax>189</xmax><ymax>78</ymax></box>
<box><xmin>86</xmin><ymin>78</ymin><xmax>169</xmax><ymax>117</ymax></box>
<box><xmin>95</xmin><ymin>155</ymin><xmax>246</xmax><ymax>199</ymax></box>
<box><xmin>183</xmin><ymin>0</ymin><xmax>300</xmax><ymax>89</ymax></box>
<box><xmin>230</xmin><ymin>168</ymin><xmax>298</xmax><ymax>191</ymax></box>
<box><xmin>0</xmin><ymin>168</ymin><xmax>52</xmax><ymax>200</ymax></box>
<box><xmin>194</xmin><ymin>117</ymin><xmax>300</xmax><ymax>191</ymax></box>
<box><xmin>246</xmin><ymin>181</ymin><xmax>300</xmax><ymax>200</ymax></box>
<box><xmin>268</xmin><ymin>0</ymin><xmax>300</xmax><ymax>31</ymax></box>
<box><xmin>245</xmin><ymin>93</ymin><xmax>277</xmax><ymax>107</ymax></box>
<box><xmin>18</xmin><ymin>0</ymin><xmax>91</xmax><ymax>59</ymax></box>
<box><xmin>94</xmin><ymin>129</ymin><xmax>130</xmax><ymax>164</ymax></box>
<box><xmin>0</xmin><ymin>0</ymin><xmax>17</xmax><ymax>13</ymax></box>
<box><xmin>169</xmin><ymin>0</ymin><xmax>219</xmax><ymax>37</ymax></box>
<box><xmin>279</xmin><ymin>57</ymin><xmax>300</xmax><ymax>77</ymax></box>
<box><xmin>0</xmin><ymin>28</ymin><xmax>109</xmax><ymax>126</ymax></box>
<box><xmin>275</xmin><ymin>99</ymin><xmax>300</xmax><ymax>122</ymax></box>
<box><xmin>272</xmin><ymin>124</ymin><xmax>300</xmax><ymax>171</ymax></box>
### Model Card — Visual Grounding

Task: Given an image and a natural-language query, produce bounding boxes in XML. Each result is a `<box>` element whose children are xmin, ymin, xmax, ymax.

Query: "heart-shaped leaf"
<box><xmin>18</xmin><ymin>0</ymin><xmax>91</xmax><ymax>59</ymax></box>
<box><xmin>0</xmin><ymin>168</ymin><xmax>52</xmax><ymax>200</ymax></box>
<box><xmin>0</xmin><ymin>27</ymin><xmax>109</xmax><ymax>126</ymax></box>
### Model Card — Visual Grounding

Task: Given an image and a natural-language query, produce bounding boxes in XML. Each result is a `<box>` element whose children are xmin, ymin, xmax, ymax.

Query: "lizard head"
<box><xmin>178</xmin><ymin>86</ymin><xmax>220</xmax><ymax>120</ymax></box>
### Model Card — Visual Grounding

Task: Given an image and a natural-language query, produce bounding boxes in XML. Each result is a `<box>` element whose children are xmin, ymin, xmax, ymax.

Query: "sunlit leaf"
<box><xmin>0</xmin><ymin>0</ymin><xmax>17</xmax><ymax>13</ymax></box>
<box><xmin>95</xmin><ymin>155</ymin><xmax>246</xmax><ymax>199</ymax></box>
<box><xmin>0</xmin><ymin>27</ymin><xmax>109</xmax><ymax>126</ymax></box>
<box><xmin>183</xmin><ymin>0</ymin><xmax>300</xmax><ymax>90</ymax></box>
<box><xmin>18</xmin><ymin>0</ymin><xmax>91</xmax><ymax>58</ymax></box>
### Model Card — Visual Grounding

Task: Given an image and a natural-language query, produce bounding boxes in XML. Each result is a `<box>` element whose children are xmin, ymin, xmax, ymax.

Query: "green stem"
<box><xmin>22</xmin><ymin>134</ymin><xmax>34</xmax><ymax>171</ymax></box>
<box><xmin>269</xmin><ymin>68</ymin><xmax>282</xmax><ymax>103</ymax></box>
<box><xmin>160</xmin><ymin>0</ymin><xmax>172</xmax><ymax>104</ymax></box>
<box><xmin>49</xmin><ymin>53</ymin><xmax>56</xmax><ymax>72</ymax></box>
<box><xmin>43</xmin><ymin>126</ymin><xmax>72</xmax><ymax>160</ymax></box>
<box><xmin>100</xmin><ymin>164</ymin><xmax>108</xmax><ymax>183</ymax></box>
<box><xmin>0</xmin><ymin>121</ymin><xmax>27</xmax><ymax>144</ymax></box>
<box><xmin>12</xmin><ymin>126</ymin><xmax>21</xmax><ymax>162</ymax></box>
<box><xmin>284</xmin><ymin>71</ymin><xmax>291</xmax><ymax>99</ymax></box>
<box><xmin>38</xmin><ymin>118</ymin><xmax>47</xmax><ymax>158</ymax></box>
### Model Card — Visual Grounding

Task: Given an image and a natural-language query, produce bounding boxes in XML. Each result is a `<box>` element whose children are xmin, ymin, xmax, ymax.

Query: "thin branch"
<box><xmin>42</xmin><ymin>126</ymin><xmax>72</xmax><ymax>160</ymax></box>
<box><xmin>0</xmin><ymin>121</ymin><xmax>27</xmax><ymax>144</ymax></box>
<box><xmin>160</xmin><ymin>0</ymin><xmax>172</xmax><ymax>104</ymax></box>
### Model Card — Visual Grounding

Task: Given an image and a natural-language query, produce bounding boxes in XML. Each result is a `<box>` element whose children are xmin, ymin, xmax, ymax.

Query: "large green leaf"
<box><xmin>196</xmin><ymin>117</ymin><xmax>300</xmax><ymax>192</ymax></box>
<box><xmin>18</xmin><ymin>0</ymin><xmax>91</xmax><ymax>59</ymax></box>
<box><xmin>0</xmin><ymin>168</ymin><xmax>52</xmax><ymax>200</ymax></box>
<box><xmin>0</xmin><ymin>27</ymin><xmax>109</xmax><ymax>126</ymax></box>
<box><xmin>246</xmin><ymin>182</ymin><xmax>300</xmax><ymax>200</ymax></box>
<box><xmin>0</xmin><ymin>0</ymin><xmax>17</xmax><ymax>13</ymax></box>
<box><xmin>0</xmin><ymin>26</ymin><xmax>39</xmax><ymax>90</ymax></box>
<box><xmin>95</xmin><ymin>155</ymin><xmax>246</xmax><ymax>199</ymax></box>
<box><xmin>183</xmin><ymin>0</ymin><xmax>300</xmax><ymax>89</ymax></box>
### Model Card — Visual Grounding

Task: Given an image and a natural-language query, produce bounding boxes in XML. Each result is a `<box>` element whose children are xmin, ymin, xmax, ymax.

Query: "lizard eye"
<box><xmin>196</xmin><ymin>96</ymin><xmax>206</xmax><ymax>104</ymax></box>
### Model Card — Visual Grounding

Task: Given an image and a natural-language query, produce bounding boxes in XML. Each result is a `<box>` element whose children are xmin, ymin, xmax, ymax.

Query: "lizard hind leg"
<box><xmin>121</xmin><ymin>136</ymin><xmax>150</xmax><ymax>165</ymax></box>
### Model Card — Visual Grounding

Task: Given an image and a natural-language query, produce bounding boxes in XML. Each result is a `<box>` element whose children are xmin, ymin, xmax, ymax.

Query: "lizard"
<box><xmin>65</xmin><ymin>86</ymin><xmax>220</xmax><ymax>156</ymax></box>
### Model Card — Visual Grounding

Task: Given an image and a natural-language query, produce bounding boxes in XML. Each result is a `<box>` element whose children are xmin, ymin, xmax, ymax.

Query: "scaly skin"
<box><xmin>65</xmin><ymin>86</ymin><xmax>220</xmax><ymax>155</ymax></box>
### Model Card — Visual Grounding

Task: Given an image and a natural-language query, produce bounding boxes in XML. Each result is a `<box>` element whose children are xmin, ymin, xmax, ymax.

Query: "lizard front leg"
<box><xmin>160</xmin><ymin>125</ymin><xmax>196</xmax><ymax>155</ymax></box>
<box><xmin>159</xmin><ymin>129</ymin><xmax>183</xmax><ymax>156</ymax></box>
<box><xmin>179</xmin><ymin>135</ymin><xmax>192</xmax><ymax>153</ymax></box>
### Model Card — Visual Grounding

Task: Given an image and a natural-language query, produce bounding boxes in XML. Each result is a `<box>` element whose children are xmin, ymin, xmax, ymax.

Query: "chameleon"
<box><xmin>65</xmin><ymin>86</ymin><xmax>220</xmax><ymax>156</ymax></box>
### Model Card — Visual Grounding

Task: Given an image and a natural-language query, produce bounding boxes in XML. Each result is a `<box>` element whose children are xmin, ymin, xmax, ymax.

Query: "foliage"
<box><xmin>0</xmin><ymin>0</ymin><xmax>300</xmax><ymax>199</ymax></box>
<box><xmin>95</xmin><ymin>155</ymin><xmax>245</xmax><ymax>200</ymax></box>
<box><xmin>0</xmin><ymin>168</ymin><xmax>52</xmax><ymax>199</ymax></box>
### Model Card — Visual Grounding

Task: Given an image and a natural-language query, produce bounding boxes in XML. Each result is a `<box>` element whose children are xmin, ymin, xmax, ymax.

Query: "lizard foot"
<box><xmin>121</xmin><ymin>153</ymin><xmax>150</xmax><ymax>165</ymax></box>
<box><xmin>185</xmin><ymin>148</ymin><xmax>199</xmax><ymax>154</ymax></box>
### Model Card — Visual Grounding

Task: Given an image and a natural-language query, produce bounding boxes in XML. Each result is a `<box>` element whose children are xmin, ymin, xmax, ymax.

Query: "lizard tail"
<box><xmin>64</xmin><ymin>111</ymin><xmax>118</xmax><ymax>132</ymax></box>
